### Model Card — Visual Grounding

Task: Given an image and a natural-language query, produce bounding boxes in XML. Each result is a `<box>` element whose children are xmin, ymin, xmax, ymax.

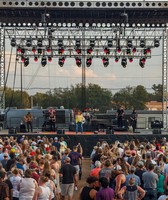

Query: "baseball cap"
<box><xmin>137</xmin><ymin>161</ymin><xmax>144</xmax><ymax>167</ymax></box>
<box><xmin>54</xmin><ymin>137</ymin><xmax>58</xmax><ymax>141</ymax></box>
<box><xmin>114</xmin><ymin>165</ymin><xmax>122</xmax><ymax>171</ymax></box>
<box><xmin>64</xmin><ymin>156</ymin><xmax>71</xmax><ymax>162</ymax></box>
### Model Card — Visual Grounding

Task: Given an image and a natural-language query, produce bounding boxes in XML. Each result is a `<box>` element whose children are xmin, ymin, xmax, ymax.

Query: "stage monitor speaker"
<box><xmin>57</xmin><ymin>129</ymin><xmax>65</xmax><ymax>134</ymax></box>
<box><xmin>153</xmin><ymin>129</ymin><xmax>161</xmax><ymax>134</ymax></box>
<box><xmin>151</xmin><ymin>120</ymin><xmax>163</xmax><ymax>129</ymax></box>
<box><xmin>8</xmin><ymin>128</ymin><xmax>17</xmax><ymax>134</ymax></box>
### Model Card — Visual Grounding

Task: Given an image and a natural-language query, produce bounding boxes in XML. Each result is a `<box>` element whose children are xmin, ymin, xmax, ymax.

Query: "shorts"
<box><xmin>74</xmin><ymin>165</ymin><xmax>80</xmax><ymax>174</ymax></box>
<box><xmin>61</xmin><ymin>183</ymin><xmax>74</xmax><ymax>197</ymax></box>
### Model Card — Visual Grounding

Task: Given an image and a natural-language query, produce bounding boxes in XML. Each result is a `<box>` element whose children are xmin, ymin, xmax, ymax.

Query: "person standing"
<box><xmin>60</xmin><ymin>156</ymin><xmax>77</xmax><ymax>200</ymax></box>
<box><xmin>24</xmin><ymin>112</ymin><xmax>33</xmax><ymax>132</ymax></box>
<box><xmin>0</xmin><ymin>170</ymin><xmax>9</xmax><ymax>200</ymax></box>
<box><xmin>130</xmin><ymin>108</ymin><xmax>138</xmax><ymax>133</ymax></box>
<box><xmin>116</xmin><ymin>106</ymin><xmax>124</xmax><ymax>128</ymax></box>
<box><xmin>48</xmin><ymin>107</ymin><xmax>56</xmax><ymax>131</ymax></box>
<box><xmin>75</xmin><ymin>111</ymin><xmax>85</xmax><ymax>134</ymax></box>
<box><xmin>142</xmin><ymin>163</ymin><xmax>158</xmax><ymax>200</ymax></box>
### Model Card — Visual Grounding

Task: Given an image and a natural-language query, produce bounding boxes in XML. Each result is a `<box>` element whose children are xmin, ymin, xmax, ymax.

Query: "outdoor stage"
<box><xmin>1</xmin><ymin>128</ymin><xmax>167</xmax><ymax>157</ymax></box>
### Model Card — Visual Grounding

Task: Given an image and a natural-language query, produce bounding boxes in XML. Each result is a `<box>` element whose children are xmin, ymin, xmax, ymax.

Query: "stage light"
<box><xmin>75</xmin><ymin>57</ymin><xmax>82</xmax><ymax>67</ymax></box>
<box><xmin>10</xmin><ymin>38</ymin><xmax>16</xmax><ymax>47</ymax></box>
<box><xmin>102</xmin><ymin>57</ymin><xmax>109</xmax><ymax>67</ymax></box>
<box><xmin>129</xmin><ymin>58</ymin><xmax>133</xmax><ymax>63</ymax></box>
<box><xmin>24</xmin><ymin>57</ymin><xmax>29</xmax><ymax>67</ymax></box>
<box><xmin>86</xmin><ymin>57</ymin><xmax>92</xmax><ymax>67</ymax></box>
<box><xmin>75</xmin><ymin>40</ymin><xmax>81</xmax><ymax>47</ymax></box>
<box><xmin>147</xmin><ymin>48</ymin><xmax>151</xmax><ymax>53</ymax></box>
<box><xmin>17</xmin><ymin>47</ymin><xmax>21</xmax><ymax>53</ymax></box>
<box><xmin>139</xmin><ymin>57</ymin><xmax>146</xmax><ymax>68</ymax></box>
<box><xmin>117</xmin><ymin>47</ymin><xmax>121</xmax><ymax>53</ymax></box>
<box><xmin>140</xmin><ymin>39</ymin><xmax>145</xmax><ymax>48</ymax></box>
<box><xmin>46</xmin><ymin>47</ymin><xmax>51</xmax><ymax>53</ymax></box>
<box><xmin>26</xmin><ymin>38</ymin><xmax>32</xmax><ymax>47</ymax></box>
<box><xmin>90</xmin><ymin>40</ymin><xmax>95</xmax><ymax>48</ymax></box>
<box><xmin>48</xmin><ymin>56</ymin><xmax>52</xmax><ymax>62</ymax></box>
<box><xmin>37</xmin><ymin>39</ymin><xmax>43</xmax><ymax>47</ymax></box>
<box><xmin>58</xmin><ymin>39</ymin><xmax>63</xmax><ymax>47</ymax></box>
<box><xmin>126</xmin><ymin>48</ymin><xmax>131</xmax><ymax>55</ymax></box>
<box><xmin>21</xmin><ymin>56</ymin><xmax>25</xmax><ymax>62</ymax></box>
<box><xmin>154</xmin><ymin>39</ymin><xmax>160</xmax><ymax>47</ymax></box>
<box><xmin>115</xmin><ymin>57</ymin><xmax>119</xmax><ymax>62</ymax></box>
<box><xmin>21</xmin><ymin>48</ymin><xmax>25</xmax><ymax>54</ymax></box>
<box><xmin>143</xmin><ymin>49</ymin><xmax>147</xmax><ymax>55</ymax></box>
<box><xmin>121</xmin><ymin>58</ymin><xmax>127</xmax><ymax>68</ymax></box>
<box><xmin>37</xmin><ymin>48</ymin><xmax>42</xmax><ymax>54</ymax></box>
<box><xmin>107</xmin><ymin>39</ymin><xmax>113</xmax><ymax>47</ymax></box>
<box><xmin>34</xmin><ymin>56</ymin><xmax>38</xmax><ymax>62</ymax></box>
<box><xmin>75</xmin><ymin>48</ymin><xmax>81</xmax><ymax>54</ymax></box>
<box><xmin>132</xmin><ymin>47</ymin><xmax>136</xmax><ymax>53</ymax></box>
<box><xmin>58</xmin><ymin>47</ymin><xmax>65</xmax><ymax>54</ymax></box>
<box><xmin>127</xmin><ymin>39</ymin><xmax>132</xmax><ymax>48</ymax></box>
<box><xmin>58</xmin><ymin>57</ymin><xmax>65</xmax><ymax>67</ymax></box>
<box><xmin>104</xmin><ymin>47</ymin><xmax>110</xmax><ymax>54</ymax></box>
<box><xmin>87</xmin><ymin>48</ymin><xmax>93</xmax><ymax>54</ymax></box>
<box><xmin>41</xmin><ymin>56</ymin><xmax>47</xmax><ymax>67</ymax></box>
<box><xmin>32</xmin><ymin>47</ymin><xmax>36</xmax><ymax>53</ymax></box>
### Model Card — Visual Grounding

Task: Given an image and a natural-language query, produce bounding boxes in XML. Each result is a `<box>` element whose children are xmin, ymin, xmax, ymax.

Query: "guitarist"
<box><xmin>24</xmin><ymin>112</ymin><xmax>33</xmax><ymax>132</ymax></box>
<box><xmin>130</xmin><ymin>108</ymin><xmax>138</xmax><ymax>133</ymax></box>
<box><xmin>48</xmin><ymin>107</ymin><xmax>56</xmax><ymax>131</ymax></box>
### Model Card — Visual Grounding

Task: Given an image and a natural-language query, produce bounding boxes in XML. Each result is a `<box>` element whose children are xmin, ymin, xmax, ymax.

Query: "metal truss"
<box><xmin>162</xmin><ymin>27</ymin><xmax>168</xmax><ymax>129</ymax></box>
<box><xmin>4</xmin><ymin>26</ymin><xmax>164</xmax><ymax>61</ymax></box>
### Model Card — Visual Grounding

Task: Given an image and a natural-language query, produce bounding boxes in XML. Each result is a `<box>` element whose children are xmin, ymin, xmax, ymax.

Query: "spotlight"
<box><xmin>75</xmin><ymin>40</ymin><xmax>81</xmax><ymax>48</ymax></box>
<box><xmin>140</xmin><ymin>39</ymin><xmax>145</xmax><ymax>48</ymax></box>
<box><xmin>41</xmin><ymin>56</ymin><xmax>47</xmax><ymax>67</ymax></box>
<box><xmin>126</xmin><ymin>48</ymin><xmax>131</xmax><ymax>55</ymax></box>
<box><xmin>143</xmin><ymin>49</ymin><xmax>147</xmax><ymax>55</ymax></box>
<box><xmin>58</xmin><ymin>57</ymin><xmax>65</xmax><ymax>67</ymax></box>
<box><xmin>139</xmin><ymin>57</ymin><xmax>146</xmax><ymax>68</ymax></box>
<box><xmin>75</xmin><ymin>48</ymin><xmax>81</xmax><ymax>54</ymax></box>
<box><xmin>147</xmin><ymin>48</ymin><xmax>151</xmax><ymax>53</ymax></box>
<box><xmin>117</xmin><ymin>47</ymin><xmax>121</xmax><ymax>53</ymax></box>
<box><xmin>132</xmin><ymin>47</ymin><xmax>136</xmax><ymax>53</ymax></box>
<box><xmin>37</xmin><ymin>39</ymin><xmax>43</xmax><ymax>47</ymax></box>
<box><xmin>115</xmin><ymin>57</ymin><xmax>119</xmax><ymax>62</ymax></box>
<box><xmin>32</xmin><ymin>47</ymin><xmax>36</xmax><ymax>53</ymax></box>
<box><xmin>107</xmin><ymin>39</ymin><xmax>113</xmax><ymax>47</ymax></box>
<box><xmin>127</xmin><ymin>39</ymin><xmax>132</xmax><ymax>48</ymax></box>
<box><xmin>58</xmin><ymin>47</ymin><xmax>65</xmax><ymax>55</ymax></box>
<box><xmin>121</xmin><ymin>58</ymin><xmax>127</xmax><ymax>68</ymax></box>
<box><xmin>104</xmin><ymin>47</ymin><xmax>110</xmax><ymax>54</ymax></box>
<box><xmin>87</xmin><ymin>48</ymin><xmax>93</xmax><ymax>54</ymax></box>
<box><xmin>37</xmin><ymin>48</ymin><xmax>42</xmax><ymax>54</ymax></box>
<box><xmin>10</xmin><ymin>38</ymin><xmax>16</xmax><ymax>47</ymax></box>
<box><xmin>86</xmin><ymin>57</ymin><xmax>92</xmax><ymax>67</ymax></box>
<box><xmin>21</xmin><ymin>48</ymin><xmax>25</xmax><ymax>54</ymax></box>
<box><xmin>24</xmin><ymin>57</ymin><xmax>29</xmax><ymax>67</ymax></box>
<box><xmin>26</xmin><ymin>38</ymin><xmax>32</xmax><ymax>47</ymax></box>
<box><xmin>75</xmin><ymin>57</ymin><xmax>82</xmax><ymax>67</ymax></box>
<box><xmin>21</xmin><ymin>56</ymin><xmax>25</xmax><ymax>62</ymax></box>
<box><xmin>102</xmin><ymin>57</ymin><xmax>109</xmax><ymax>67</ymax></box>
<box><xmin>58</xmin><ymin>39</ymin><xmax>63</xmax><ymax>47</ymax></box>
<box><xmin>48</xmin><ymin>56</ymin><xmax>52</xmax><ymax>62</ymax></box>
<box><xmin>90</xmin><ymin>40</ymin><xmax>95</xmax><ymax>48</ymax></box>
<box><xmin>46</xmin><ymin>47</ymin><xmax>51</xmax><ymax>52</ymax></box>
<box><xmin>34</xmin><ymin>56</ymin><xmax>38</xmax><ymax>62</ymax></box>
<box><xmin>17</xmin><ymin>46</ymin><xmax>21</xmax><ymax>53</ymax></box>
<box><xmin>154</xmin><ymin>39</ymin><xmax>160</xmax><ymax>47</ymax></box>
<box><xmin>129</xmin><ymin>58</ymin><xmax>133</xmax><ymax>63</ymax></box>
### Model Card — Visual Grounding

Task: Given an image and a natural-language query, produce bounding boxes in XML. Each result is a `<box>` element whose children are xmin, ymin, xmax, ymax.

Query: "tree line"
<box><xmin>5</xmin><ymin>83</ymin><xmax>163</xmax><ymax>112</ymax></box>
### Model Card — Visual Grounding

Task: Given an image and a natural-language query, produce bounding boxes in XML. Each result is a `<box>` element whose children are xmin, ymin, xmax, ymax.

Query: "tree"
<box><xmin>150</xmin><ymin>84</ymin><xmax>163</xmax><ymax>102</ymax></box>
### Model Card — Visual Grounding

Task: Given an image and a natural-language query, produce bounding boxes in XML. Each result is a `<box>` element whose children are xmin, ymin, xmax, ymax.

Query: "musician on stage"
<box><xmin>24</xmin><ymin>111</ymin><xmax>33</xmax><ymax>132</ymax></box>
<box><xmin>48</xmin><ymin>107</ymin><xmax>56</xmax><ymax>131</ymax></box>
<box><xmin>130</xmin><ymin>108</ymin><xmax>138</xmax><ymax>133</ymax></box>
<box><xmin>116</xmin><ymin>106</ymin><xmax>125</xmax><ymax>128</ymax></box>
<box><xmin>75</xmin><ymin>110</ymin><xmax>85</xmax><ymax>134</ymax></box>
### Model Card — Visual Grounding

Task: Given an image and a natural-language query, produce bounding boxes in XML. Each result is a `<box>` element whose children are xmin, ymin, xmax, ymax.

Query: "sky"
<box><xmin>5</xmin><ymin>42</ymin><xmax>162</xmax><ymax>96</ymax></box>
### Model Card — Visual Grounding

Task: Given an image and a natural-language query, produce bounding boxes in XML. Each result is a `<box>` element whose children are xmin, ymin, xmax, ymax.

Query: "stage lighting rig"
<box><xmin>58</xmin><ymin>39</ymin><xmax>63</xmax><ymax>47</ymax></box>
<box><xmin>58</xmin><ymin>57</ymin><xmax>65</xmax><ymax>67</ymax></box>
<box><xmin>121</xmin><ymin>58</ymin><xmax>127</xmax><ymax>68</ymax></box>
<box><xmin>48</xmin><ymin>56</ymin><xmax>52</xmax><ymax>62</ymax></box>
<box><xmin>75</xmin><ymin>57</ymin><xmax>82</xmax><ymax>67</ymax></box>
<box><xmin>90</xmin><ymin>40</ymin><xmax>95</xmax><ymax>48</ymax></box>
<box><xmin>34</xmin><ymin>56</ymin><xmax>38</xmax><ymax>62</ymax></box>
<box><xmin>87</xmin><ymin>48</ymin><xmax>93</xmax><ymax>54</ymax></box>
<box><xmin>102</xmin><ymin>57</ymin><xmax>109</xmax><ymax>67</ymax></box>
<box><xmin>127</xmin><ymin>39</ymin><xmax>132</xmax><ymax>48</ymax></box>
<box><xmin>140</xmin><ymin>39</ymin><xmax>145</xmax><ymax>48</ymax></box>
<box><xmin>104</xmin><ymin>47</ymin><xmax>110</xmax><ymax>54</ymax></box>
<box><xmin>41</xmin><ymin>56</ymin><xmax>47</xmax><ymax>67</ymax></box>
<box><xmin>154</xmin><ymin>39</ymin><xmax>160</xmax><ymax>47</ymax></box>
<box><xmin>107</xmin><ymin>39</ymin><xmax>113</xmax><ymax>48</ymax></box>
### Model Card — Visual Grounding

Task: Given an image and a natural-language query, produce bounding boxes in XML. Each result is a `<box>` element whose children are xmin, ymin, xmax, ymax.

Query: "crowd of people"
<box><xmin>0</xmin><ymin>135</ymin><xmax>168</xmax><ymax>199</ymax></box>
